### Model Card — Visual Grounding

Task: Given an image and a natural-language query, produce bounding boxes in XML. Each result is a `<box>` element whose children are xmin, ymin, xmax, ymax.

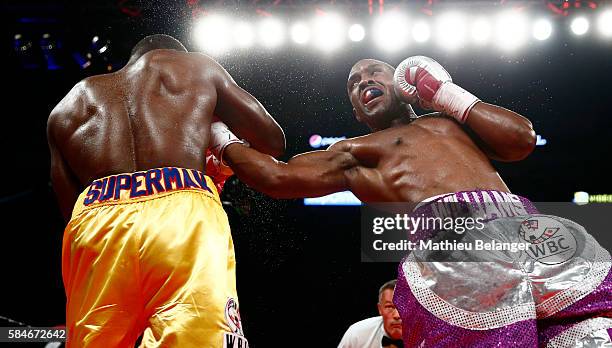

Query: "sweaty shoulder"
<box><xmin>412</xmin><ymin>113</ymin><xmax>462</xmax><ymax>134</ymax></box>
<box><xmin>328</xmin><ymin>134</ymin><xmax>373</xmax><ymax>152</ymax></box>
<box><xmin>328</xmin><ymin>139</ymin><xmax>351</xmax><ymax>152</ymax></box>
<box><xmin>48</xmin><ymin>79</ymin><xmax>89</xmax><ymax>135</ymax></box>
<box><xmin>48</xmin><ymin>74</ymin><xmax>115</xmax><ymax>145</ymax></box>
<box><xmin>143</xmin><ymin>50</ymin><xmax>228</xmax><ymax>85</ymax></box>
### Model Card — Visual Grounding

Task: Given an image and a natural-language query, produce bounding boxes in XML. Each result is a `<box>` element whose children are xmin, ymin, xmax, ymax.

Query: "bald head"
<box><xmin>349</xmin><ymin>59</ymin><xmax>395</xmax><ymax>81</ymax></box>
<box><xmin>129</xmin><ymin>34</ymin><xmax>187</xmax><ymax>63</ymax></box>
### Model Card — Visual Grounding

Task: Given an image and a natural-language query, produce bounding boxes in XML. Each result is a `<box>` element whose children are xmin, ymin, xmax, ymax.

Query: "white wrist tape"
<box><xmin>432</xmin><ymin>82</ymin><xmax>480</xmax><ymax>123</ymax></box>
<box><xmin>210</xmin><ymin>121</ymin><xmax>244</xmax><ymax>165</ymax></box>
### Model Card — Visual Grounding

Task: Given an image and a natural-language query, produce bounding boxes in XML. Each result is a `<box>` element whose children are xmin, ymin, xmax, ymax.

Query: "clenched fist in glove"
<box><xmin>393</xmin><ymin>56</ymin><xmax>480</xmax><ymax>123</ymax></box>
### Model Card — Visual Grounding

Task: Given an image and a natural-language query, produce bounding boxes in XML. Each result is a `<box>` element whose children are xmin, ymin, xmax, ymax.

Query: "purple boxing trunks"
<box><xmin>394</xmin><ymin>190</ymin><xmax>612</xmax><ymax>347</ymax></box>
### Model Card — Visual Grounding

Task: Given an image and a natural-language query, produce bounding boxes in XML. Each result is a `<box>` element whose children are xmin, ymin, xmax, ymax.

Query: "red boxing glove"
<box><xmin>205</xmin><ymin>149</ymin><xmax>233</xmax><ymax>193</ymax></box>
<box><xmin>394</xmin><ymin>56</ymin><xmax>480</xmax><ymax>123</ymax></box>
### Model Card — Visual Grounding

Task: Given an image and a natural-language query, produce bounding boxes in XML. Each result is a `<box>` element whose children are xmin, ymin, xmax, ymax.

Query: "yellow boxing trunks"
<box><xmin>62</xmin><ymin>167</ymin><xmax>248</xmax><ymax>348</ymax></box>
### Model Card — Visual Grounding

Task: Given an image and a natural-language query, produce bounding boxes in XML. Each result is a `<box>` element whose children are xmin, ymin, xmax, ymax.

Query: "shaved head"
<box><xmin>349</xmin><ymin>59</ymin><xmax>395</xmax><ymax>80</ymax></box>
<box><xmin>129</xmin><ymin>34</ymin><xmax>187</xmax><ymax>63</ymax></box>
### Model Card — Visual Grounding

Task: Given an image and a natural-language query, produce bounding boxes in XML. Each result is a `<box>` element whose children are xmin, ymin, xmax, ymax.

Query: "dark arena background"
<box><xmin>1</xmin><ymin>0</ymin><xmax>612</xmax><ymax>346</ymax></box>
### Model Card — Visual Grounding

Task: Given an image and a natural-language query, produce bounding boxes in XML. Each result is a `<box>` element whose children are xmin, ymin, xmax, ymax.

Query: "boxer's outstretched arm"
<box><xmin>224</xmin><ymin>143</ymin><xmax>357</xmax><ymax>199</ymax></box>
<box><xmin>209</xmin><ymin>60</ymin><xmax>285</xmax><ymax>157</ymax></box>
<box><xmin>464</xmin><ymin>102</ymin><xmax>536</xmax><ymax>162</ymax></box>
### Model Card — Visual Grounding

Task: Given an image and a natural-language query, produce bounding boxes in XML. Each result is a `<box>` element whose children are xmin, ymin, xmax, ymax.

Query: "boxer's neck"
<box><xmin>369</xmin><ymin>116</ymin><xmax>411</xmax><ymax>132</ymax></box>
<box><xmin>389</xmin><ymin>115</ymin><xmax>412</xmax><ymax>128</ymax></box>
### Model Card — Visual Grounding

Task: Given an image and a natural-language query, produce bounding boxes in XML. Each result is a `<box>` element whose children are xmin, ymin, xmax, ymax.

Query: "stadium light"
<box><xmin>471</xmin><ymin>18</ymin><xmax>492</xmax><ymax>45</ymax></box>
<box><xmin>533</xmin><ymin>19</ymin><xmax>553</xmax><ymax>41</ymax></box>
<box><xmin>234</xmin><ymin>22</ymin><xmax>255</xmax><ymax>48</ymax></box>
<box><xmin>436</xmin><ymin>12</ymin><xmax>467</xmax><ymax>50</ymax></box>
<box><xmin>348</xmin><ymin>24</ymin><xmax>365</xmax><ymax>42</ymax></box>
<box><xmin>571</xmin><ymin>17</ymin><xmax>590</xmax><ymax>36</ymax></box>
<box><xmin>258</xmin><ymin>18</ymin><xmax>285</xmax><ymax>48</ymax></box>
<box><xmin>495</xmin><ymin>11</ymin><xmax>528</xmax><ymax>51</ymax></box>
<box><xmin>412</xmin><ymin>20</ymin><xmax>430</xmax><ymax>43</ymax></box>
<box><xmin>291</xmin><ymin>22</ymin><xmax>311</xmax><ymax>45</ymax></box>
<box><xmin>598</xmin><ymin>10</ymin><xmax>612</xmax><ymax>37</ymax></box>
<box><xmin>372</xmin><ymin>11</ymin><xmax>410</xmax><ymax>52</ymax></box>
<box><xmin>194</xmin><ymin>15</ymin><xmax>232</xmax><ymax>55</ymax></box>
<box><xmin>313</xmin><ymin>13</ymin><xmax>345</xmax><ymax>51</ymax></box>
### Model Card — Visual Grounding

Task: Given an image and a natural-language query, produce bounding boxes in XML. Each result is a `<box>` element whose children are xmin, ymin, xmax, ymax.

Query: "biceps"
<box><xmin>215</xmin><ymin>82</ymin><xmax>264</xmax><ymax>122</ymax></box>
<box><xmin>279</xmin><ymin>163</ymin><xmax>344</xmax><ymax>190</ymax></box>
<box><xmin>279</xmin><ymin>152</ymin><xmax>357</xmax><ymax>192</ymax></box>
<box><xmin>215</xmin><ymin>82</ymin><xmax>284</xmax><ymax>155</ymax></box>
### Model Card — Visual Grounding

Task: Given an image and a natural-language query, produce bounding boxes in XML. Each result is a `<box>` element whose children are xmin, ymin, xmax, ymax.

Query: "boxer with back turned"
<box><xmin>48</xmin><ymin>34</ymin><xmax>284</xmax><ymax>347</ymax></box>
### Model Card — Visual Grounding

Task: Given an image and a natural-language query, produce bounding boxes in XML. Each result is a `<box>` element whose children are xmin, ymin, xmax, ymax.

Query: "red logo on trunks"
<box><xmin>522</xmin><ymin>219</ymin><xmax>539</xmax><ymax>231</ymax></box>
<box><xmin>520</xmin><ymin>216</ymin><xmax>577</xmax><ymax>265</ymax></box>
<box><xmin>225</xmin><ymin>298</ymin><xmax>244</xmax><ymax>336</ymax></box>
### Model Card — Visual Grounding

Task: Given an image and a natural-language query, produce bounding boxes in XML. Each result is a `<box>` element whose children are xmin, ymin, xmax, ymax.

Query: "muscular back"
<box><xmin>49</xmin><ymin>49</ymin><xmax>284</xmax><ymax>220</ymax></box>
<box><xmin>49</xmin><ymin>50</ymin><xmax>217</xmax><ymax>185</ymax></box>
